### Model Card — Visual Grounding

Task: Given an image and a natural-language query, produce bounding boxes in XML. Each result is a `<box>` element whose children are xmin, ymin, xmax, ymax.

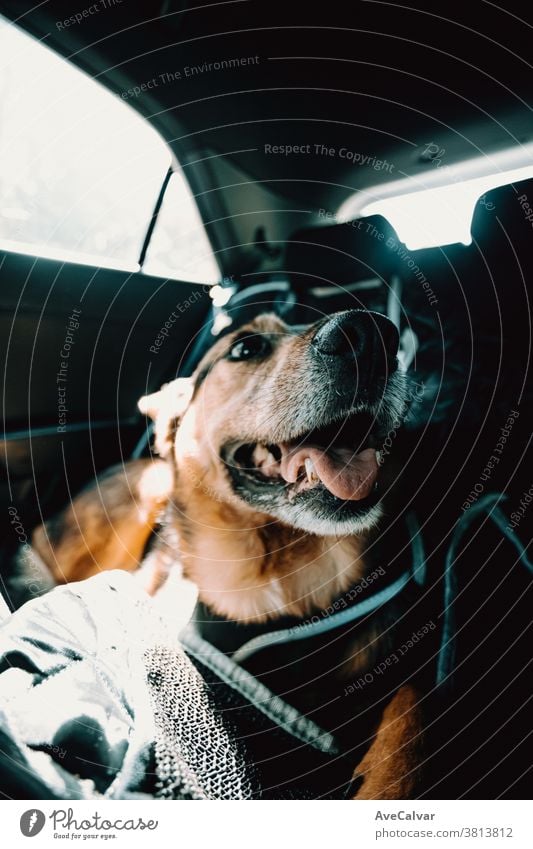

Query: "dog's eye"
<box><xmin>227</xmin><ymin>334</ymin><xmax>271</xmax><ymax>361</ymax></box>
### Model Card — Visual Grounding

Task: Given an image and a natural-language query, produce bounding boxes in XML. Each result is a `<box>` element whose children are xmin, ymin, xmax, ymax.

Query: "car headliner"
<box><xmin>1</xmin><ymin>0</ymin><xmax>532</xmax><ymax>269</ymax></box>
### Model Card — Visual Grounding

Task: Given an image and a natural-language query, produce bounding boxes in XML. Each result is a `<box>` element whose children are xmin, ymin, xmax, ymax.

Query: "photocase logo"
<box><xmin>20</xmin><ymin>809</ymin><xmax>46</xmax><ymax>837</ymax></box>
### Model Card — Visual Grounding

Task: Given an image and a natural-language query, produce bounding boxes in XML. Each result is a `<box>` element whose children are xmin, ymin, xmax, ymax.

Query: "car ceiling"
<box><xmin>2</xmin><ymin>0</ymin><xmax>533</xmax><ymax>256</ymax></box>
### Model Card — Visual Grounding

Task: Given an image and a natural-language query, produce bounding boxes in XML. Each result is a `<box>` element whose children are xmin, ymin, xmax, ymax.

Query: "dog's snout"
<box><xmin>311</xmin><ymin>310</ymin><xmax>399</xmax><ymax>376</ymax></box>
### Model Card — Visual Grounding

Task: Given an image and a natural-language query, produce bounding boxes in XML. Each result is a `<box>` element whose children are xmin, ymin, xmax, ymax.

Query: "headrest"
<box><xmin>471</xmin><ymin>176</ymin><xmax>533</xmax><ymax>248</ymax></box>
<box><xmin>181</xmin><ymin>215</ymin><xmax>406</xmax><ymax>374</ymax></box>
<box><xmin>285</xmin><ymin>214</ymin><xmax>401</xmax><ymax>293</ymax></box>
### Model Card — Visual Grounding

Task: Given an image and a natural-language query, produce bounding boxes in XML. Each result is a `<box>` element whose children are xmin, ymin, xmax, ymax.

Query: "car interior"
<box><xmin>0</xmin><ymin>0</ymin><xmax>532</xmax><ymax>800</ymax></box>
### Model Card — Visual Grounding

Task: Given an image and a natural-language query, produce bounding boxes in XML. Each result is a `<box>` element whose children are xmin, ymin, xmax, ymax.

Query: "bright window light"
<box><xmin>361</xmin><ymin>182</ymin><xmax>481</xmax><ymax>249</ymax></box>
<box><xmin>0</xmin><ymin>15</ymin><xmax>172</xmax><ymax>267</ymax></box>
<box><xmin>339</xmin><ymin>156</ymin><xmax>533</xmax><ymax>251</ymax></box>
<box><xmin>143</xmin><ymin>171</ymin><xmax>221</xmax><ymax>285</ymax></box>
<box><xmin>0</xmin><ymin>15</ymin><xmax>220</xmax><ymax>284</ymax></box>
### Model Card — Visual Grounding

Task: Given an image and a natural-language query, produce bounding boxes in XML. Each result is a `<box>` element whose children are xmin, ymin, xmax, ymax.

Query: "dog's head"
<box><xmin>140</xmin><ymin>310</ymin><xmax>408</xmax><ymax>536</ymax></box>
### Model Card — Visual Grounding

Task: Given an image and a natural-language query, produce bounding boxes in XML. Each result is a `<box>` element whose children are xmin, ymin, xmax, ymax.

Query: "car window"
<box><xmin>341</xmin><ymin>151</ymin><xmax>533</xmax><ymax>251</ymax></box>
<box><xmin>0</xmin><ymin>15</ymin><xmax>219</xmax><ymax>283</ymax></box>
<box><xmin>142</xmin><ymin>170</ymin><xmax>220</xmax><ymax>284</ymax></box>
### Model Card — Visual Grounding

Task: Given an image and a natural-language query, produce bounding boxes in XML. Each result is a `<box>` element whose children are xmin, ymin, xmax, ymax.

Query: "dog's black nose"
<box><xmin>312</xmin><ymin>310</ymin><xmax>399</xmax><ymax>376</ymax></box>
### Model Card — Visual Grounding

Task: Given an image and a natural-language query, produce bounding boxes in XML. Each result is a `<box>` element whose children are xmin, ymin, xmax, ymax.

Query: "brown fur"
<box><xmin>351</xmin><ymin>684</ymin><xmax>425</xmax><ymax>799</ymax></box>
<box><xmin>32</xmin><ymin>313</ymin><xmax>425</xmax><ymax>798</ymax></box>
<box><xmin>33</xmin><ymin>458</ymin><xmax>173</xmax><ymax>587</ymax></box>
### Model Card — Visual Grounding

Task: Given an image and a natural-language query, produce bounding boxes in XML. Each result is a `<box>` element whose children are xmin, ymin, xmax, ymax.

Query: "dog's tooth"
<box><xmin>253</xmin><ymin>444</ymin><xmax>268</xmax><ymax>463</ymax></box>
<box><xmin>305</xmin><ymin>457</ymin><xmax>319</xmax><ymax>484</ymax></box>
<box><xmin>376</xmin><ymin>449</ymin><xmax>382</xmax><ymax>465</ymax></box>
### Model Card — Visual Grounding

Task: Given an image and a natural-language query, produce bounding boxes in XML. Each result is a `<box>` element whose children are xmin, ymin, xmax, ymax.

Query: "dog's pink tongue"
<box><xmin>280</xmin><ymin>445</ymin><xmax>378</xmax><ymax>500</ymax></box>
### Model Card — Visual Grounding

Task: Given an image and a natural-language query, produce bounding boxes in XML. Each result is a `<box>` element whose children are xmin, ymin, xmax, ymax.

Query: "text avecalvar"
<box><xmin>375</xmin><ymin>811</ymin><xmax>436</xmax><ymax>821</ymax></box>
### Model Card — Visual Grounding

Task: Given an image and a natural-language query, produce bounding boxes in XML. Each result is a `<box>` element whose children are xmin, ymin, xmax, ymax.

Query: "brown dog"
<box><xmin>33</xmin><ymin>310</ymin><xmax>425</xmax><ymax>798</ymax></box>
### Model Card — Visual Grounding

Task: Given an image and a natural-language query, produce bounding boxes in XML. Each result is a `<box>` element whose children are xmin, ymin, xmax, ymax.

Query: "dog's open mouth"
<box><xmin>229</xmin><ymin>411</ymin><xmax>381</xmax><ymax>502</ymax></box>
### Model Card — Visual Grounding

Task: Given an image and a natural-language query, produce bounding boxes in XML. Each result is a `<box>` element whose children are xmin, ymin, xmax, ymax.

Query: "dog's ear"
<box><xmin>138</xmin><ymin>377</ymin><xmax>194</xmax><ymax>458</ymax></box>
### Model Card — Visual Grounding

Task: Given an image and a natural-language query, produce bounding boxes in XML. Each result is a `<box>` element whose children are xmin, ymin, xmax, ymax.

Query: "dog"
<box><xmin>32</xmin><ymin>309</ymin><xmax>426</xmax><ymax>798</ymax></box>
